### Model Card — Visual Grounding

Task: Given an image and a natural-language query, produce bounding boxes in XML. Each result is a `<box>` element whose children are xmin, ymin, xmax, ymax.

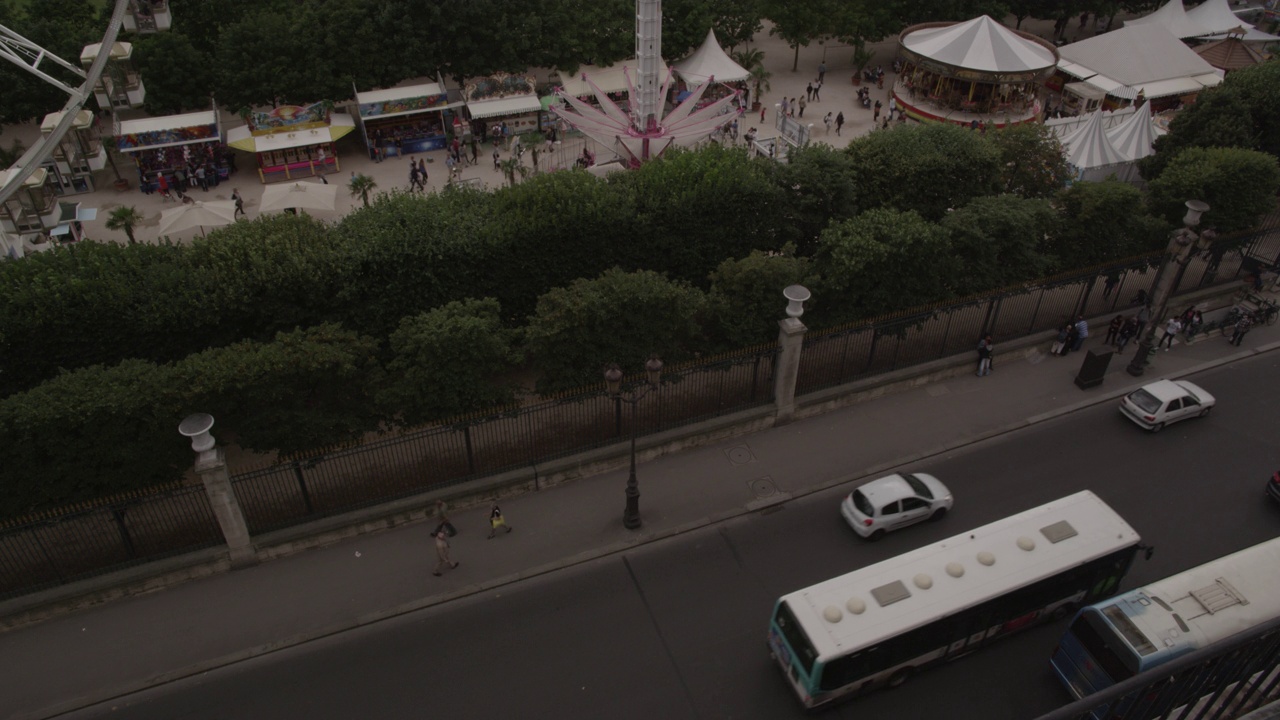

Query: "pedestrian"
<box><xmin>1135</xmin><ymin>305</ymin><xmax>1152</xmax><ymax>336</ymax></box>
<box><xmin>812</xmin><ymin>81</ymin><xmax>821</xmax><ymax>102</ymax></box>
<box><xmin>873</xmin><ymin>100</ymin><xmax>882</xmax><ymax>121</ymax></box>
<box><xmin>470</xmin><ymin>137</ymin><xmax>479</xmax><ymax>164</ymax></box>
<box><xmin>781</xmin><ymin>97</ymin><xmax>789</xmax><ymax>116</ymax></box>
<box><xmin>195</xmin><ymin>165</ymin><xmax>207</xmax><ymax>191</ymax></box>
<box><xmin>1062</xmin><ymin>322</ymin><xmax>1079</xmax><ymax>356</ymax></box>
<box><xmin>487</xmin><ymin>503</ymin><xmax>513</xmax><ymax>539</ymax></box>
<box><xmin>1159</xmin><ymin>317</ymin><xmax>1182</xmax><ymax>350</ymax></box>
<box><xmin>432</xmin><ymin>528</ymin><xmax>459</xmax><ymax>577</ymax></box>
<box><xmin>232</xmin><ymin>188</ymin><xmax>245</xmax><ymax>217</ymax></box>
<box><xmin>1050</xmin><ymin>323</ymin><xmax>1069</xmax><ymax>355</ymax></box>
<box><xmin>818</xmin><ymin>61</ymin><xmax>826</xmax><ymax>83</ymax></box>
<box><xmin>157</xmin><ymin>173</ymin><xmax>171</xmax><ymax>202</ymax></box>
<box><xmin>789</xmin><ymin>98</ymin><xmax>797</xmax><ymax>117</ymax></box>
<box><xmin>823</xmin><ymin>112</ymin><xmax>833</xmax><ymax>134</ymax></box>
<box><xmin>434</xmin><ymin>500</ymin><xmax>457</xmax><ymax>537</ymax></box>
<box><xmin>798</xmin><ymin>96</ymin><xmax>806</xmax><ymax>118</ymax></box>
<box><xmin>806</xmin><ymin>82</ymin><xmax>814</xmax><ymax>102</ymax></box>
<box><xmin>493</xmin><ymin>147</ymin><xmax>501</xmax><ymax>170</ymax></box>
<box><xmin>408</xmin><ymin>160</ymin><xmax>421</xmax><ymax>192</ymax></box>
<box><xmin>976</xmin><ymin>334</ymin><xmax>994</xmax><ymax>377</ymax></box>
<box><xmin>1183</xmin><ymin>310</ymin><xmax>1203</xmax><ymax>340</ymax></box>
<box><xmin>888</xmin><ymin>96</ymin><xmax>897</xmax><ymax>119</ymax></box>
<box><xmin>1230</xmin><ymin>314</ymin><xmax>1253</xmax><ymax>346</ymax></box>
<box><xmin>759</xmin><ymin>103</ymin><xmax>766</xmax><ymax>123</ymax></box>
<box><xmin>1104</xmin><ymin>315</ymin><xmax>1123</xmax><ymax>346</ymax></box>
<box><xmin>1072</xmin><ymin>315</ymin><xmax>1089</xmax><ymax>351</ymax></box>
<box><xmin>835</xmin><ymin>111</ymin><xmax>845</xmax><ymax>136</ymax></box>
<box><xmin>1102</xmin><ymin>272</ymin><xmax>1120</xmax><ymax>298</ymax></box>
<box><xmin>445</xmin><ymin>153</ymin><xmax>457</xmax><ymax>181</ymax></box>
<box><xmin>1116</xmin><ymin>316</ymin><xmax>1138</xmax><ymax>353</ymax></box>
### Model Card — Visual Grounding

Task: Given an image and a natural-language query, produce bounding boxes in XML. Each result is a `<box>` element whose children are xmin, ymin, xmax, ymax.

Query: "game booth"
<box><xmin>463</xmin><ymin>73</ymin><xmax>543</xmax><ymax>144</ymax></box>
<box><xmin>115</xmin><ymin>108</ymin><xmax>230</xmax><ymax>194</ymax></box>
<box><xmin>355</xmin><ymin>82</ymin><xmax>461</xmax><ymax>160</ymax></box>
<box><xmin>226</xmin><ymin>101</ymin><xmax>354</xmax><ymax>183</ymax></box>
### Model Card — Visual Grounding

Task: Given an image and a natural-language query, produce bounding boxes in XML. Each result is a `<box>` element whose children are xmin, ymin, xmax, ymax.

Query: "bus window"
<box><xmin>775</xmin><ymin>602</ymin><xmax>818</xmax><ymax>673</ymax></box>
<box><xmin>1101</xmin><ymin>605</ymin><xmax>1157</xmax><ymax>656</ymax></box>
<box><xmin>1070</xmin><ymin>612</ymin><xmax>1138</xmax><ymax>681</ymax></box>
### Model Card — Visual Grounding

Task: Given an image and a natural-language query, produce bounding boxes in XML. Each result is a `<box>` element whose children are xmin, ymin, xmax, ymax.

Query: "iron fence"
<box><xmin>0</xmin><ymin>483</ymin><xmax>222</xmax><ymax>600</ymax></box>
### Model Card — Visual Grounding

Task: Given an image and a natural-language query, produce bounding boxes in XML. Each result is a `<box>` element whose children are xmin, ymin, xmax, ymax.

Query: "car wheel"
<box><xmin>867</xmin><ymin>529</ymin><xmax>886</xmax><ymax>542</ymax></box>
<box><xmin>1150</xmin><ymin>422</ymin><xmax>1165</xmax><ymax>433</ymax></box>
<box><xmin>887</xmin><ymin>667</ymin><xmax>914</xmax><ymax>688</ymax></box>
<box><xmin>1200</xmin><ymin>406</ymin><xmax>1212</xmax><ymax>418</ymax></box>
<box><xmin>930</xmin><ymin>508</ymin><xmax>947</xmax><ymax>522</ymax></box>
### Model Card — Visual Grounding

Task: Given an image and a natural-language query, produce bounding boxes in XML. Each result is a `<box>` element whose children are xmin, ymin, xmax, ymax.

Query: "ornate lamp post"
<box><xmin>1126</xmin><ymin>200</ymin><xmax>1216</xmax><ymax>377</ymax></box>
<box><xmin>604</xmin><ymin>355</ymin><xmax>663</xmax><ymax>530</ymax></box>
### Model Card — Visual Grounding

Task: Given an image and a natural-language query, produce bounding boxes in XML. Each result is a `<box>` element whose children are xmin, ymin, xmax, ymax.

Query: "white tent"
<box><xmin>1045</xmin><ymin>106</ymin><xmax>1135</xmax><ymax>139</ymax></box>
<box><xmin>1185</xmin><ymin>0</ymin><xmax>1280</xmax><ymax>41</ymax></box>
<box><xmin>1060</xmin><ymin>109</ymin><xmax>1129</xmax><ymax>181</ymax></box>
<box><xmin>559</xmin><ymin>60</ymin><xmax>672</xmax><ymax>97</ymax></box>
<box><xmin>1058</xmin><ymin>24</ymin><xmax>1223</xmax><ymax>100</ymax></box>
<box><xmin>900</xmin><ymin>15</ymin><xmax>1056</xmax><ymax>73</ymax></box>
<box><xmin>673</xmin><ymin>29</ymin><xmax>750</xmax><ymax>87</ymax></box>
<box><xmin>1106</xmin><ymin>102</ymin><xmax>1158</xmax><ymax>164</ymax></box>
<box><xmin>1125</xmin><ymin>0</ymin><xmax>1212</xmax><ymax>39</ymax></box>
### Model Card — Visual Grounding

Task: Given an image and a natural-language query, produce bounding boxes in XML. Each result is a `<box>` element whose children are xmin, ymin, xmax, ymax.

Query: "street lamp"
<box><xmin>1126</xmin><ymin>200</ymin><xmax>1216</xmax><ymax>377</ymax></box>
<box><xmin>604</xmin><ymin>354</ymin><xmax>663</xmax><ymax>530</ymax></box>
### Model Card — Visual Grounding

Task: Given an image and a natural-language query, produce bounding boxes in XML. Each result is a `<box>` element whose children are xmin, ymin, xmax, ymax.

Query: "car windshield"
<box><xmin>852</xmin><ymin>489</ymin><xmax>875</xmax><ymax>517</ymax></box>
<box><xmin>1127</xmin><ymin>389</ymin><xmax>1162</xmax><ymax>414</ymax></box>
<box><xmin>903</xmin><ymin>474</ymin><xmax>933</xmax><ymax>499</ymax></box>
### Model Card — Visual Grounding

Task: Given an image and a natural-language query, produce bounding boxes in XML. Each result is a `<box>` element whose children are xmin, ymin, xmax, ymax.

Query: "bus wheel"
<box><xmin>887</xmin><ymin>668</ymin><xmax>913</xmax><ymax>688</ymax></box>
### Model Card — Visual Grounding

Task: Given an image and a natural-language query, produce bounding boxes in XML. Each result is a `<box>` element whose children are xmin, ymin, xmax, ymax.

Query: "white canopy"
<box><xmin>900</xmin><ymin>15</ymin><xmax>1056</xmax><ymax>73</ymax></box>
<box><xmin>1185</xmin><ymin>0</ymin><xmax>1261</xmax><ymax>36</ymax></box>
<box><xmin>673</xmin><ymin>29</ymin><xmax>750</xmax><ymax>87</ymax></box>
<box><xmin>559</xmin><ymin>60</ymin><xmax>672</xmax><ymax>97</ymax></box>
<box><xmin>1105</xmin><ymin>102</ymin><xmax>1158</xmax><ymax>162</ymax></box>
<box><xmin>1125</xmin><ymin>0</ymin><xmax>1211</xmax><ymax>39</ymax></box>
<box><xmin>1058</xmin><ymin>25</ymin><xmax>1223</xmax><ymax>100</ymax></box>
<box><xmin>117</xmin><ymin>110</ymin><xmax>221</xmax><ymax>151</ymax></box>
<box><xmin>465</xmin><ymin>94</ymin><xmax>542</xmax><ymax>119</ymax></box>
<box><xmin>1060</xmin><ymin>109</ymin><xmax>1127</xmax><ymax>170</ymax></box>
<box><xmin>1045</xmin><ymin>106</ymin><xmax>1135</xmax><ymax>139</ymax></box>
<box><xmin>226</xmin><ymin>113</ymin><xmax>355</xmax><ymax>153</ymax></box>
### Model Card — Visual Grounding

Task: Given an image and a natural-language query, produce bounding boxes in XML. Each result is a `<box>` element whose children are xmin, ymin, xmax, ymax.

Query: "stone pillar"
<box><xmin>773</xmin><ymin>285</ymin><xmax>812</xmax><ymax>426</ymax></box>
<box><xmin>180</xmin><ymin>414</ymin><xmax>257</xmax><ymax>568</ymax></box>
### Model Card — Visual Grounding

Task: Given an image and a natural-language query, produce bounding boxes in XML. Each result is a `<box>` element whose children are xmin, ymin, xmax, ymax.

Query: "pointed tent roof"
<box><xmin>900</xmin><ymin>15</ymin><xmax>1056</xmax><ymax>74</ymax></box>
<box><xmin>1194</xmin><ymin>34</ymin><xmax>1266</xmax><ymax>71</ymax></box>
<box><xmin>1125</xmin><ymin>0</ymin><xmax>1211</xmax><ymax>39</ymax></box>
<box><xmin>1058</xmin><ymin>24</ymin><xmax>1223</xmax><ymax>99</ymax></box>
<box><xmin>1105</xmin><ymin>102</ymin><xmax>1158</xmax><ymax>161</ymax></box>
<box><xmin>1060</xmin><ymin>109</ymin><xmax>1127</xmax><ymax>169</ymax></box>
<box><xmin>1186</xmin><ymin>0</ymin><xmax>1254</xmax><ymax>34</ymax></box>
<box><xmin>673</xmin><ymin>29</ymin><xmax>750</xmax><ymax>87</ymax></box>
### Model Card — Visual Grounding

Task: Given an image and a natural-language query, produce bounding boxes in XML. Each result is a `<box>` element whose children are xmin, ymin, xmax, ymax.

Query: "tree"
<box><xmin>707</xmin><ymin>246</ymin><xmax>811</xmax><ymax>348</ymax></box>
<box><xmin>523</xmin><ymin>268</ymin><xmax>708</xmax><ymax>392</ymax></box>
<box><xmin>499</xmin><ymin>157</ymin><xmax>529</xmax><ymax>188</ymax></box>
<box><xmin>349</xmin><ymin>173</ymin><xmax>378</xmax><ymax>209</ymax></box>
<box><xmin>1146</xmin><ymin>147</ymin><xmax>1280</xmax><ymax>234</ymax></box>
<box><xmin>134</xmin><ymin>32</ymin><xmax>215</xmax><ymax>115</ymax></box>
<box><xmin>940</xmin><ymin>195</ymin><xmax>1057</xmax><ymax>295</ymax></box>
<box><xmin>766</xmin><ymin>144</ymin><xmax>860</xmax><ymax>253</ymax></box>
<box><xmin>1046</xmin><ymin>179</ymin><xmax>1168</xmax><ymax>271</ymax></box>
<box><xmin>762</xmin><ymin>0</ymin><xmax>842</xmax><ymax>71</ymax></box>
<box><xmin>377</xmin><ymin>298</ymin><xmax>518</xmax><ymax>426</ymax></box>
<box><xmin>732</xmin><ymin>48</ymin><xmax>770</xmax><ymax>107</ymax></box>
<box><xmin>104</xmin><ymin>205</ymin><xmax>145</xmax><ymax>244</ymax></box>
<box><xmin>986</xmin><ymin>123</ymin><xmax>1072</xmax><ymax>198</ymax></box>
<box><xmin>814</xmin><ymin>208</ymin><xmax>957</xmax><ymax>323</ymax></box>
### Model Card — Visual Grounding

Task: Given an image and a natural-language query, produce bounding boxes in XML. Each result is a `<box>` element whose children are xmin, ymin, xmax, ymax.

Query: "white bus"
<box><xmin>1051</xmin><ymin>535</ymin><xmax>1280</xmax><ymax>709</ymax></box>
<box><xmin>768</xmin><ymin>491</ymin><xmax>1144</xmax><ymax>709</ymax></box>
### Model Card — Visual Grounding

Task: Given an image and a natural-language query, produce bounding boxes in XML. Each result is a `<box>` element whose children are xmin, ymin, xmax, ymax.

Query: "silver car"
<box><xmin>841</xmin><ymin>473</ymin><xmax>953</xmax><ymax>541</ymax></box>
<box><xmin>1120</xmin><ymin>379</ymin><xmax>1215</xmax><ymax>432</ymax></box>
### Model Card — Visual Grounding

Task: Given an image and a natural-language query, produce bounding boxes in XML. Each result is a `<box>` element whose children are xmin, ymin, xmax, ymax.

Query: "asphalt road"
<box><xmin>63</xmin><ymin>354</ymin><xmax>1280</xmax><ymax>720</ymax></box>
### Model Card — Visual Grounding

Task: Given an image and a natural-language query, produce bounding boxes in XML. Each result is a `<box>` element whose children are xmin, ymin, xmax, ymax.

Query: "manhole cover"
<box><xmin>750</xmin><ymin>476</ymin><xmax>777</xmax><ymax>499</ymax></box>
<box><xmin>725</xmin><ymin>445</ymin><xmax>755</xmax><ymax>465</ymax></box>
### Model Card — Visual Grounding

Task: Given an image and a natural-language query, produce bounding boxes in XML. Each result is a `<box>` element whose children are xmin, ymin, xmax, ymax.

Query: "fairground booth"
<box><xmin>354</xmin><ymin>81</ymin><xmax>460</xmax><ymax>160</ymax></box>
<box><xmin>226</xmin><ymin>102</ymin><xmax>354</xmax><ymax>183</ymax></box>
<box><xmin>463</xmin><ymin>73</ymin><xmax>543</xmax><ymax>144</ymax></box>
<box><xmin>40</xmin><ymin>109</ymin><xmax>106</xmax><ymax>195</ymax></box>
<box><xmin>115</xmin><ymin>107</ymin><xmax>229</xmax><ymax>194</ymax></box>
<box><xmin>895</xmin><ymin>15</ymin><xmax>1057</xmax><ymax>127</ymax></box>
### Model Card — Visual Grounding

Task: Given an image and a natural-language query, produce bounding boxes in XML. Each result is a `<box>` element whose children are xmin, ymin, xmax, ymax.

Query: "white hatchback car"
<box><xmin>840</xmin><ymin>473</ymin><xmax>953</xmax><ymax>541</ymax></box>
<box><xmin>1119</xmin><ymin>379</ymin><xmax>1215</xmax><ymax>432</ymax></box>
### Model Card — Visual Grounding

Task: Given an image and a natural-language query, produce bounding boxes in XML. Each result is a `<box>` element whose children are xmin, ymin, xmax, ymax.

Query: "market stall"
<box><xmin>464</xmin><ymin>73</ymin><xmax>543</xmax><ymax>143</ymax></box>
<box><xmin>226</xmin><ymin>101</ymin><xmax>354</xmax><ymax>183</ymax></box>
<box><xmin>115</xmin><ymin>107</ymin><xmax>228</xmax><ymax>194</ymax></box>
<box><xmin>355</xmin><ymin>81</ymin><xmax>460</xmax><ymax>160</ymax></box>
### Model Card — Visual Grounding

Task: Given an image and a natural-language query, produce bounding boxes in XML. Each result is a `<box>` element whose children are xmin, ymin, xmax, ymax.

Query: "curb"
<box><xmin>24</xmin><ymin>340</ymin><xmax>1279</xmax><ymax>720</ymax></box>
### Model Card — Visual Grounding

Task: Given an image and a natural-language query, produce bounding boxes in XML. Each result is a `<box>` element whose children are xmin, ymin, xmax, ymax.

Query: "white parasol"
<box><xmin>156</xmin><ymin>200</ymin><xmax>238</xmax><ymax>237</ymax></box>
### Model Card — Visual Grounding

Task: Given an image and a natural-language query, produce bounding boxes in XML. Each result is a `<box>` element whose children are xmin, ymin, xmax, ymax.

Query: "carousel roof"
<box><xmin>1105</xmin><ymin>102</ymin><xmax>1158</xmax><ymax>162</ymax></box>
<box><xmin>1125</xmin><ymin>0</ymin><xmax>1211</xmax><ymax>39</ymax></box>
<box><xmin>900</xmin><ymin>15</ymin><xmax>1057</xmax><ymax>73</ymax></box>
<box><xmin>1194</xmin><ymin>34</ymin><xmax>1267</xmax><ymax>71</ymax></box>
<box><xmin>673</xmin><ymin>29</ymin><xmax>750</xmax><ymax>86</ymax></box>
<box><xmin>1060</xmin><ymin>109</ymin><xmax>1127</xmax><ymax>170</ymax></box>
<box><xmin>1058</xmin><ymin>24</ymin><xmax>1223</xmax><ymax>99</ymax></box>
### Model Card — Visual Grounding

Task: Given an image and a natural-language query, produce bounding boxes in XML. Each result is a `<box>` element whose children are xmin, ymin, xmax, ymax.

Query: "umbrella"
<box><xmin>156</xmin><ymin>200</ymin><xmax>238</xmax><ymax>237</ymax></box>
<box><xmin>259</xmin><ymin>181</ymin><xmax>339</xmax><ymax>213</ymax></box>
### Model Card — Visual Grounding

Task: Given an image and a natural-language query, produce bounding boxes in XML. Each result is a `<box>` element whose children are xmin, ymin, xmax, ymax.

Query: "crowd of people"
<box><xmin>134</xmin><ymin>143</ymin><xmax>234</xmax><ymax>198</ymax></box>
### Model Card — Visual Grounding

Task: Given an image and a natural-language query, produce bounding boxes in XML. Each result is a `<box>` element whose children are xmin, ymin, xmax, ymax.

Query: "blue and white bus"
<box><xmin>768</xmin><ymin>491</ymin><xmax>1143</xmax><ymax>709</ymax></box>
<box><xmin>1051</xmin><ymin>536</ymin><xmax>1280</xmax><ymax>703</ymax></box>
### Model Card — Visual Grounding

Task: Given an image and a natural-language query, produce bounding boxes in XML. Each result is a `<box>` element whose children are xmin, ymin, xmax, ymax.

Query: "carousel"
<box><xmin>895</xmin><ymin>15</ymin><xmax>1057</xmax><ymax>128</ymax></box>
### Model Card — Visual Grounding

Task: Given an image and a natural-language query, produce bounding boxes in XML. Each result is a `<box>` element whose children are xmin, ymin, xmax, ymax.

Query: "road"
<box><xmin>63</xmin><ymin>354</ymin><xmax>1280</xmax><ymax>720</ymax></box>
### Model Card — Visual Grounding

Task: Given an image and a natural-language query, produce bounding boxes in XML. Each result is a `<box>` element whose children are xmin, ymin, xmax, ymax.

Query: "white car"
<box><xmin>1119</xmin><ymin>379</ymin><xmax>1215</xmax><ymax>432</ymax></box>
<box><xmin>840</xmin><ymin>473</ymin><xmax>953</xmax><ymax>541</ymax></box>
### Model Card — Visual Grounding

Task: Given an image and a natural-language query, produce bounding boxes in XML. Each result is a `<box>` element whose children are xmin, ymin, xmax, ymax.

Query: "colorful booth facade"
<box><xmin>226</xmin><ymin>102</ymin><xmax>354</xmax><ymax>183</ymax></box>
<box><xmin>464</xmin><ymin>73</ymin><xmax>543</xmax><ymax>142</ymax></box>
<box><xmin>116</xmin><ymin>108</ymin><xmax>230</xmax><ymax>194</ymax></box>
<box><xmin>355</xmin><ymin>83</ymin><xmax>456</xmax><ymax>159</ymax></box>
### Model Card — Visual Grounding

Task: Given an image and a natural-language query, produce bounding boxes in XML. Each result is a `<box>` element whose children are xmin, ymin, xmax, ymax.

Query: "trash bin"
<box><xmin>1074</xmin><ymin>348</ymin><xmax>1113</xmax><ymax>390</ymax></box>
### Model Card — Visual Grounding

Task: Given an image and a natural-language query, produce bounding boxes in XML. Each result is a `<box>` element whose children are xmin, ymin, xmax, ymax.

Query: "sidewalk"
<box><xmin>3</xmin><ymin>296</ymin><xmax>1278</xmax><ymax>720</ymax></box>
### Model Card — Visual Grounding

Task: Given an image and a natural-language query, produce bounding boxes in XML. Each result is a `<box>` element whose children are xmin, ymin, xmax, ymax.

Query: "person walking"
<box><xmin>434</xmin><ymin>500</ymin><xmax>457</xmax><ymax>537</ymax></box>
<box><xmin>493</xmin><ymin>147</ymin><xmax>501</xmax><ymax>170</ymax></box>
<box><xmin>445</xmin><ymin>153</ymin><xmax>457</xmax><ymax>182</ymax></box>
<box><xmin>232</xmin><ymin>188</ymin><xmax>245</xmax><ymax>218</ymax></box>
<box><xmin>818</xmin><ymin>61</ymin><xmax>826</xmax><ymax>83</ymax></box>
<box><xmin>873</xmin><ymin>100</ymin><xmax>882</xmax><ymax>122</ymax></box>
<box><xmin>1104</xmin><ymin>315</ymin><xmax>1123</xmax><ymax>346</ymax></box>
<box><xmin>1159</xmin><ymin>317</ymin><xmax>1182</xmax><ymax>350</ymax></box>
<box><xmin>835</xmin><ymin>111</ymin><xmax>845</xmax><ymax>136</ymax></box>
<box><xmin>1072</xmin><ymin>315</ymin><xmax>1089</xmax><ymax>351</ymax></box>
<box><xmin>1135</xmin><ymin>305</ymin><xmax>1152</xmax><ymax>336</ymax></box>
<box><xmin>806</xmin><ymin>82</ymin><xmax>814</xmax><ymax>102</ymax></box>
<box><xmin>432</xmin><ymin>528</ymin><xmax>459</xmax><ymax>577</ymax></box>
<box><xmin>797</xmin><ymin>95</ymin><xmax>806</xmax><ymax>118</ymax></box>
<box><xmin>157</xmin><ymin>173</ymin><xmax>172</xmax><ymax>202</ymax></box>
<box><xmin>976</xmin><ymin>334</ymin><xmax>994</xmax><ymax>377</ymax></box>
<box><xmin>823</xmin><ymin>112</ymin><xmax>833</xmax><ymax>134</ymax></box>
<box><xmin>408</xmin><ymin>159</ymin><xmax>421</xmax><ymax>192</ymax></box>
<box><xmin>1230</xmin><ymin>314</ymin><xmax>1253</xmax><ymax>346</ymax></box>
<box><xmin>195</xmin><ymin>165</ymin><xmax>207</xmax><ymax>191</ymax></box>
<box><xmin>812</xmin><ymin>81</ymin><xmax>821</xmax><ymax>102</ymax></box>
<box><xmin>1116</xmin><ymin>316</ymin><xmax>1138</xmax><ymax>354</ymax></box>
<box><xmin>487</xmin><ymin>503</ymin><xmax>513</xmax><ymax>539</ymax></box>
<box><xmin>759</xmin><ymin>102</ymin><xmax>766</xmax><ymax>123</ymax></box>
